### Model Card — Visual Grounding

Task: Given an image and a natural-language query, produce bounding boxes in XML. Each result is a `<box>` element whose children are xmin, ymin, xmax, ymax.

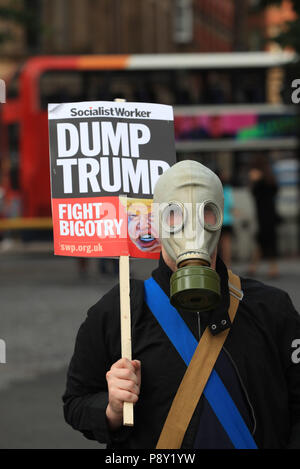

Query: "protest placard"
<box><xmin>49</xmin><ymin>100</ymin><xmax>176</xmax><ymax>426</ymax></box>
<box><xmin>48</xmin><ymin>101</ymin><xmax>176</xmax><ymax>259</ymax></box>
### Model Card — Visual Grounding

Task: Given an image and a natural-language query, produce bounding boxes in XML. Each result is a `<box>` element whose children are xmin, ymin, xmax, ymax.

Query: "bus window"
<box><xmin>40</xmin><ymin>71</ymin><xmax>84</xmax><ymax>109</ymax></box>
<box><xmin>39</xmin><ymin>68</ymin><xmax>267</xmax><ymax>111</ymax></box>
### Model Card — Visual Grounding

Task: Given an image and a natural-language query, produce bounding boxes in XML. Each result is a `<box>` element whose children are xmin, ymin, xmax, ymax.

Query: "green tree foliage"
<box><xmin>252</xmin><ymin>0</ymin><xmax>300</xmax><ymax>102</ymax></box>
<box><xmin>0</xmin><ymin>0</ymin><xmax>39</xmax><ymax>45</ymax></box>
<box><xmin>252</xmin><ymin>0</ymin><xmax>300</xmax><ymax>52</ymax></box>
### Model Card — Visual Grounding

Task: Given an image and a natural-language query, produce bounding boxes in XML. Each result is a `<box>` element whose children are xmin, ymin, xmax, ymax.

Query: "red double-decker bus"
<box><xmin>1</xmin><ymin>52</ymin><xmax>298</xmax><ymax>254</ymax></box>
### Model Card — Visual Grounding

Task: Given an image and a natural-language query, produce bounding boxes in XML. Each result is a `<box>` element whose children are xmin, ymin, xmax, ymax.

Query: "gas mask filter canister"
<box><xmin>153</xmin><ymin>160</ymin><xmax>224</xmax><ymax>312</ymax></box>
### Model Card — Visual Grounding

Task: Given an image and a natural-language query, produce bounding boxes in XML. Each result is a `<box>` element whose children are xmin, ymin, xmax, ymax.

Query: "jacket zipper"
<box><xmin>223</xmin><ymin>345</ymin><xmax>257</xmax><ymax>436</ymax></box>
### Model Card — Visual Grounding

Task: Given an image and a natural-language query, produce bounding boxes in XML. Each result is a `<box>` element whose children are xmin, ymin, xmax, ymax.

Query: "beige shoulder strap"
<box><xmin>156</xmin><ymin>270</ymin><xmax>242</xmax><ymax>449</ymax></box>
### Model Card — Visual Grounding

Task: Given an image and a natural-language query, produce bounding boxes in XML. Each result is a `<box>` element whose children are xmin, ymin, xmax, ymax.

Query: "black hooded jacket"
<box><xmin>63</xmin><ymin>256</ymin><xmax>300</xmax><ymax>449</ymax></box>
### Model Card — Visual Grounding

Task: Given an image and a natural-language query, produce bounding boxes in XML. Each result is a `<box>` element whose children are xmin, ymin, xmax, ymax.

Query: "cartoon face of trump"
<box><xmin>127</xmin><ymin>199</ymin><xmax>161</xmax><ymax>253</ymax></box>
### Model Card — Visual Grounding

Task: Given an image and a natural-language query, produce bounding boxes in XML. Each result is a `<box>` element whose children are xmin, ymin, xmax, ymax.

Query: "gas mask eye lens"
<box><xmin>205</xmin><ymin>205</ymin><xmax>217</xmax><ymax>226</ymax></box>
<box><xmin>199</xmin><ymin>201</ymin><xmax>222</xmax><ymax>231</ymax></box>
<box><xmin>162</xmin><ymin>202</ymin><xmax>184</xmax><ymax>233</ymax></box>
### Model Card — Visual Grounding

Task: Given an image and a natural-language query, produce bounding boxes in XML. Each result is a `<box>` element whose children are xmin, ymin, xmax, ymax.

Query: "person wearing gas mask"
<box><xmin>63</xmin><ymin>160</ymin><xmax>300</xmax><ymax>449</ymax></box>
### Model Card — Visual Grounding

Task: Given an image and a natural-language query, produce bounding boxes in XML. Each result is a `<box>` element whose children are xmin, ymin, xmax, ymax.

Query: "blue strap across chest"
<box><xmin>144</xmin><ymin>276</ymin><xmax>257</xmax><ymax>450</ymax></box>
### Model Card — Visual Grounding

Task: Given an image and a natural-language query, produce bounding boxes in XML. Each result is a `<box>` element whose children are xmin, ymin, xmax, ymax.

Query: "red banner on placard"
<box><xmin>52</xmin><ymin>196</ymin><xmax>129</xmax><ymax>257</ymax></box>
<box><xmin>51</xmin><ymin>196</ymin><xmax>162</xmax><ymax>259</ymax></box>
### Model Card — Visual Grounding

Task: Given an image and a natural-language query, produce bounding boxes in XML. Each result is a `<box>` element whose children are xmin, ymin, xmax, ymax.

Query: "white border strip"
<box><xmin>175</xmin><ymin>138</ymin><xmax>299</xmax><ymax>152</ymax></box>
<box><xmin>128</xmin><ymin>52</ymin><xmax>296</xmax><ymax>70</ymax></box>
<box><xmin>173</xmin><ymin>104</ymin><xmax>298</xmax><ymax>116</ymax></box>
<box><xmin>48</xmin><ymin>101</ymin><xmax>174</xmax><ymax>121</ymax></box>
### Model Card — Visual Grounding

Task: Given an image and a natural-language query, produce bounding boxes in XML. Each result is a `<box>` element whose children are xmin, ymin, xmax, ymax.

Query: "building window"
<box><xmin>173</xmin><ymin>0</ymin><xmax>193</xmax><ymax>44</ymax></box>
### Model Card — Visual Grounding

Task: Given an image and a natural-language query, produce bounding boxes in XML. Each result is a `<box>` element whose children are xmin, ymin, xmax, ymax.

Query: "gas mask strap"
<box><xmin>146</xmin><ymin>272</ymin><xmax>256</xmax><ymax>449</ymax></box>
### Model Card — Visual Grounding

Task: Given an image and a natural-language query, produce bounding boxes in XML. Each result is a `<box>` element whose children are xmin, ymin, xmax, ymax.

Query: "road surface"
<box><xmin>0</xmin><ymin>250</ymin><xmax>299</xmax><ymax>448</ymax></box>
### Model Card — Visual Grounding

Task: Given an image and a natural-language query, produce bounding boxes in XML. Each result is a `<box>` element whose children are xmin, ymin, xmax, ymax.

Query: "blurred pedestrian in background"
<box><xmin>0</xmin><ymin>184</ymin><xmax>5</xmax><ymax>243</ymax></box>
<box><xmin>98</xmin><ymin>258</ymin><xmax>118</xmax><ymax>275</ymax></box>
<box><xmin>247</xmin><ymin>154</ymin><xmax>279</xmax><ymax>279</ymax></box>
<box><xmin>78</xmin><ymin>258</ymin><xmax>89</xmax><ymax>278</ymax></box>
<box><xmin>0</xmin><ymin>184</ymin><xmax>22</xmax><ymax>251</ymax></box>
<box><xmin>77</xmin><ymin>258</ymin><xmax>119</xmax><ymax>279</ymax></box>
<box><xmin>218</xmin><ymin>171</ymin><xmax>235</xmax><ymax>268</ymax></box>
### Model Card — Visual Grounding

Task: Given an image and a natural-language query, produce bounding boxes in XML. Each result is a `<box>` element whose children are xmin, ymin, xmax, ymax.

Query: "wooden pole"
<box><xmin>115</xmin><ymin>98</ymin><xmax>134</xmax><ymax>426</ymax></box>
<box><xmin>119</xmin><ymin>254</ymin><xmax>133</xmax><ymax>426</ymax></box>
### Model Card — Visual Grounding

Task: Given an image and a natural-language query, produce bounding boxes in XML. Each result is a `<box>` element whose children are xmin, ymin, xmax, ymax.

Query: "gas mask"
<box><xmin>153</xmin><ymin>160</ymin><xmax>224</xmax><ymax>312</ymax></box>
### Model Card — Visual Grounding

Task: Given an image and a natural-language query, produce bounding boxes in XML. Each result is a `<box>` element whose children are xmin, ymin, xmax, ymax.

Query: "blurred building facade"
<box><xmin>1</xmin><ymin>0</ymin><xmax>297</xmax><ymax>65</ymax></box>
<box><xmin>0</xmin><ymin>0</ymin><xmax>192</xmax><ymax>63</ymax></box>
<box><xmin>194</xmin><ymin>0</ymin><xmax>250</xmax><ymax>53</ymax></box>
<box><xmin>0</xmin><ymin>0</ymin><xmax>253</xmax><ymax>73</ymax></box>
